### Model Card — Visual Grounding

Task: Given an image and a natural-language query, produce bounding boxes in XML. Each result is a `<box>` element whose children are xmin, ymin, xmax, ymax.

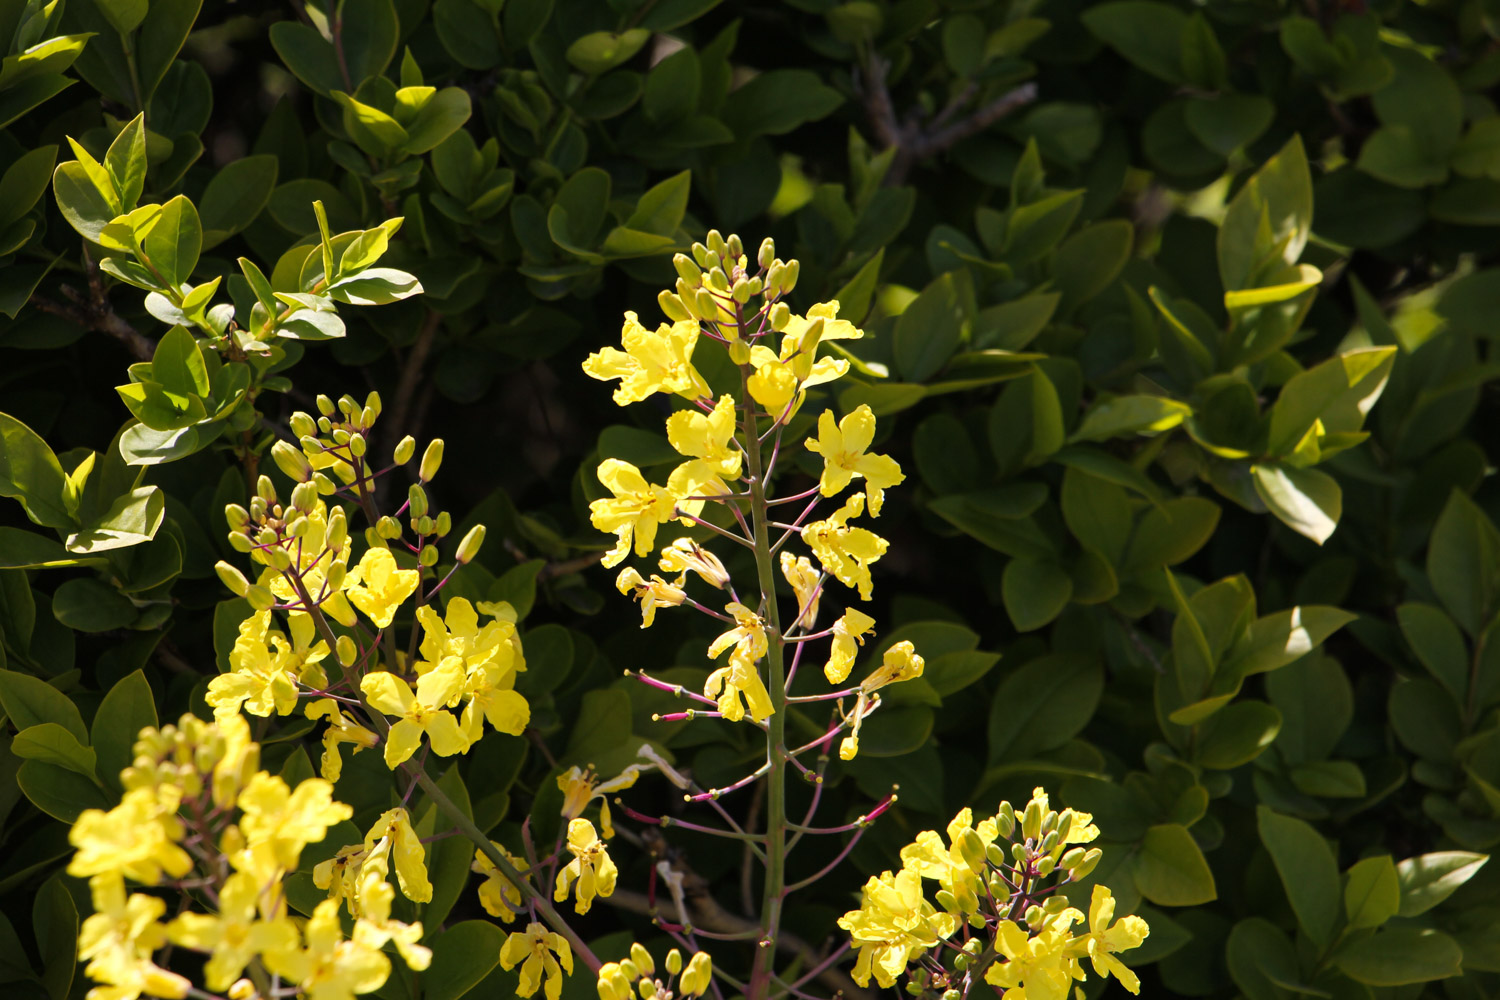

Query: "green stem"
<box><xmin>741</xmin><ymin>365</ymin><xmax>788</xmax><ymax>1000</ymax></box>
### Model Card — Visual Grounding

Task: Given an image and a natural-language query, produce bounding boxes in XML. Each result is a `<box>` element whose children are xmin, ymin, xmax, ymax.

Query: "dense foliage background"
<box><xmin>3</xmin><ymin>0</ymin><xmax>1500</xmax><ymax>996</ymax></box>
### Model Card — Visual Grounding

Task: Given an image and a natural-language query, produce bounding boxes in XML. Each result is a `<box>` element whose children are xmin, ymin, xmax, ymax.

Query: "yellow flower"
<box><xmin>1081</xmin><ymin>885</ymin><xmax>1149</xmax><ymax>994</ymax></box>
<box><xmin>208</xmin><ymin>610</ymin><xmax>299</xmax><ymax>720</ymax></box>
<box><xmin>473</xmin><ymin>841</ymin><xmax>527</xmax><ymax>921</ymax></box>
<box><xmin>557</xmin><ymin>762</ymin><xmax>649</xmax><ymax>839</ymax></box>
<box><xmin>263</xmin><ymin>899</ymin><xmax>390</xmax><ymax>1000</ymax></box>
<box><xmin>704</xmin><ymin>602</ymin><xmax>774</xmax><ymax>722</ymax></box>
<box><xmin>617</xmin><ymin>567</ymin><xmax>687</xmax><ymax>627</ymax></box>
<box><xmin>281</xmin><ymin>612</ymin><xmax>332</xmax><ymax>686</ymax></box>
<box><xmin>415</xmin><ymin>597</ymin><xmax>523</xmax><ymax>677</ymax></box>
<box><xmin>838</xmin><ymin>868</ymin><xmax>957</xmax><ymax>988</ymax></box>
<box><xmin>459</xmin><ymin>658</ymin><xmax>531</xmax><ymax>743</ymax></box>
<box><xmin>661</xmin><ymin>537</ymin><xmax>730</xmax><ymax>589</ymax></box>
<box><xmin>861</xmin><ymin>640</ymin><xmax>924</xmax><ymax>692</ymax></box>
<box><xmin>665</xmin><ymin>395</ymin><xmax>742</xmax><ymax>479</ymax></box>
<box><xmin>583</xmin><ymin>312</ymin><xmax>711</xmax><ymax>405</ymax></box>
<box><xmin>784</xmin><ymin>301</ymin><xmax>864</xmax><ymax>357</ymax></box>
<box><xmin>362</xmin><ymin>807</ymin><xmax>432</xmax><ymax>903</ymax></box>
<box><xmin>802</xmin><ymin>493</ymin><xmax>889</xmax><ymax>601</ymax></box>
<box><xmin>779</xmin><ymin>552</ymin><xmax>822</xmax><ymax>630</ymax></box>
<box><xmin>260</xmin><ymin>500</ymin><xmax>356</xmax><ymax>627</ymax></box>
<box><xmin>554</xmin><ymin>818</ymin><xmax>618</xmax><ymax>914</ymax></box>
<box><xmin>826</xmin><ymin>607</ymin><xmax>876</xmax><ymax>684</ymax></box>
<box><xmin>69</xmin><ymin>787</ymin><xmax>192</xmax><ymax>885</ymax></box>
<box><xmin>500</xmin><ymin>922</ymin><xmax>575</xmax><ymax>1000</ymax></box>
<box><xmin>234</xmin><ymin>773</ymin><xmax>353</xmax><ymax>881</ymax></box>
<box><xmin>590</xmin><ymin>459</ymin><xmax>681</xmax><ymax>568</ymax></box>
<box><xmin>805</xmin><ymin>405</ymin><xmax>905</xmax><ymax>516</ymax></box>
<box><xmin>360</xmin><ymin>662</ymin><xmax>470</xmax><ymax>767</ymax></box>
<box><xmin>680</xmin><ymin>951</ymin><xmax>713</xmax><ymax>997</ymax></box>
<box><xmin>305</xmin><ymin>697</ymin><xmax>379</xmax><ymax>782</ymax></box>
<box><xmin>983</xmin><ymin>916</ymin><xmax>1086</xmax><ymax>1000</ymax></box>
<box><xmin>77</xmin><ymin>873</ymin><xmax>191</xmax><ymax>1000</ymax></box>
<box><xmin>312</xmin><ymin>844</ymin><xmax>367</xmax><ymax>913</ymax></box>
<box><xmin>899</xmin><ymin>809</ymin><xmax>997</xmax><ymax>915</ymax></box>
<box><xmin>344</xmin><ymin>547</ymin><xmax>420</xmax><ymax>629</ymax></box>
<box><xmin>166</xmin><ymin>871</ymin><xmax>300</xmax><ymax>990</ymax></box>
<box><xmin>350</xmin><ymin>852</ymin><xmax>431</xmax><ymax>973</ymax></box>
<box><xmin>745</xmin><ymin>315</ymin><xmax>849</xmax><ymax>419</ymax></box>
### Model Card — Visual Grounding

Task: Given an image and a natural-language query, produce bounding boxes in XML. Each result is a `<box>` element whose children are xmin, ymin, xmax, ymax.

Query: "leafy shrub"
<box><xmin>1</xmin><ymin>0</ymin><xmax>1498</xmax><ymax>998</ymax></box>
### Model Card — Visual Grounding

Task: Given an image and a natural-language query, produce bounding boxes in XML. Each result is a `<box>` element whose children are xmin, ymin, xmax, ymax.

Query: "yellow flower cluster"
<box><xmin>68</xmin><ymin>713</ymin><xmax>431</xmax><ymax>1000</ymax></box>
<box><xmin>583</xmin><ymin>231</ymin><xmax>921</xmax><ymax>757</ymax></box>
<box><xmin>597</xmin><ymin>943</ymin><xmax>713</xmax><ymax>1000</ymax></box>
<box><xmin>838</xmin><ymin>789</ymin><xmax>1148</xmax><ymax>997</ymax></box>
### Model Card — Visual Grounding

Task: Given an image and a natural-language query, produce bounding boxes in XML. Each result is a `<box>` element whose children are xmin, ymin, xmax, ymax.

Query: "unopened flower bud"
<box><xmin>377</xmin><ymin>516</ymin><xmax>402</xmax><ymax>539</ymax></box>
<box><xmin>1024</xmin><ymin>904</ymin><xmax>1045</xmax><ymax>930</ymax></box>
<box><xmin>419</xmin><ymin>545</ymin><xmax>440</xmax><ymax>567</ymax></box>
<box><xmin>256</xmin><ymin>526</ymin><xmax>279</xmax><ymax>546</ymax></box>
<box><xmin>1041</xmin><ymin>830</ymin><xmax>1059</xmax><ymax>853</ymax></box>
<box><xmin>289</xmin><ymin>412</ymin><xmax>316</xmax><ymax>438</ymax></box>
<box><xmin>943</xmin><ymin>990</ymin><xmax>962</xmax><ymax>1000</ymax></box>
<box><xmin>228</xmin><ymin>532</ymin><xmax>253</xmax><ymax>553</ymax></box>
<box><xmin>326</xmin><ymin>562</ymin><xmax>346</xmax><ymax>592</ymax></box>
<box><xmin>1060</xmin><ymin>847</ymin><xmax>1087</xmax><ymax>870</ymax></box>
<box><xmin>619</xmin><ymin>960</ymin><xmax>639</xmax><ymax>981</ymax></box>
<box><xmin>265</xmin><ymin>545</ymin><xmax>293</xmax><ymax>571</ymax></box>
<box><xmin>705</xmin><ymin>229</ymin><xmax>726</xmax><ymax>257</ymax></box>
<box><xmin>420</xmin><ymin>439</ymin><xmax>444</xmax><ymax>481</ymax></box>
<box><xmin>768</xmin><ymin>301</ymin><xmax>791</xmax><ymax>330</ymax></box>
<box><xmin>726</xmin><ymin>233</ymin><xmax>742</xmax><ymax>259</ymax></box>
<box><xmin>348</xmin><ymin>432</ymin><xmax>366</xmax><ymax>459</ymax></box>
<box><xmin>338</xmin><ymin>394</ymin><xmax>357</xmax><ymax>416</ymax></box>
<box><xmin>952</xmin><ymin>952</ymin><xmax>971</xmax><ymax>972</ymax></box>
<box><xmin>957</xmin><ymin>828</ymin><xmax>986</xmax><ymax>872</ymax></box>
<box><xmin>456</xmin><ymin>524</ymin><xmax>486</xmax><ymax>564</ymax></box>
<box><xmin>988</xmin><ymin>873</ymin><xmax>1011</xmax><ymax>900</ymax></box>
<box><xmin>394</xmin><ymin>435</ymin><xmax>416</xmax><ymax>465</ymax></box>
<box><xmin>672</xmin><ymin>253</ymin><xmax>700</xmax><ymax>285</ymax></box>
<box><xmin>731</xmin><ymin>278</ymin><xmax>752</xmax><ymax>303</ymax></box>
<box><xmin>246</xmin><ymin>584</ymin><xmax>275</xmax><ymax>611</ymax></box>
<box><xmin>658</xmin><ymin>290</ymin><xmax>692</xmax><ymax>322</ymax></box>
<box><xmin>365</xmin><ymin>390</ymin><xmax>382</xmax><ymax>421</ymax></box>
<box><xmin>291</xmin><ymin>481</ymin><xmax>318</xmax><ymax>513</ymax></box>
<box><xmin>781</xmin><ymin>258</ymin><xmax>800</xmax><ymax>294</ymax></box>
<box><xmin>1022</xmin><ymin>799</ymin><xmax>1042</xmax><ymax>842</ymax></box>
<box><xmin>215</xmin><ymin>561</ymin><xmax>250</xmax><ymax>596</ymax></box>
<box><xmin>313</xmin><ymin>473</ymin><xmax>337</xmax><ymax>495</ymax></box>
<box><xmin>630</xmin><ymin>944</ymin><xmax>654</xmax><ymax>977</ymax></box>
<box><xmin>1043</xmin><ymin>895</ymin><xmax>1070</xmax><ymax>914</ymax></box>
<box><xmin>332</xmin><ymin>428</ymin><xmax>351</xmax><ymax>446</ymax></box>
<box><xmin>765</xmin><ymin>261</ymin><xmax>785</xmax><ymax>294</ymax></box>
<box><xmin>986</xmin><ymin>842</ymin><xmax>1008</xmax><ymax>868</ymax></box>
<box><xmin>637</xmin><ymin>981</ymin><xmax>656</xmax><ymax>1000</ymax></box>
<box><xmin>1074</xmin><ymin>847</ymin><xmax>1103</xmax><ymax>880</ymax></box>
<box><xmin>316</xmin><ymin>394</ymin><xmax>335</xmax><ymax>416</ymax></box>
<box><xmin>680</xmin><ymin>952</ymin><xmax>711</xmax><ymax>997</ymax></box>
<box><xmin>408</xmin><ymin>484</ymin><xmax>429</xmax><ymax>519</ymax></box>
<box><xmin>997</xmin><ymin>801</ymin><xmax>1016</xmax><ymax>836</ymax></box>
<box><xmin>416</xmin><ymin>515</ymin><xmax>435</xmax><ymax>536</ymax></box>
<box><xmin>1041</xmin><ymin>809</ymin><xmax>1059</xmax><ymax>836</ymax></box>
<box><xmin>1036</xmin><ymin>856</ymin><xmax>1056</xmax><ymax>877</ymax></box>
<box><xmin>256</xmin><ymin>475</ymin><xmax>277</xmax><ymax>504</ymax></box>
<box><xmin>435</xmin><ymin>511</ymin><xmax>452</xmax><ymax>537</ymax></box>
<box><xmin>336</xmin><ymin>635</ymin><xmax>357</xmax><ymax>666</ymax></box>
<box><xmin>690</xmin><ymin>242</ymin><xmax>712</xmax><ymax>268</ymax></box>
<box><xmin>708</xmin><ymin>268</ymin><xmax>729</xmax><ymax>293</ymax></box>
<box><xmin>225</xmin><ymin>503</ymin><xmax>249</xmax><ymax>530</ymax></box>
<box><xmin>758</xmin><ymin>237</ymin><xmax>775</xmax><ymax>269</ymax></box>
<box><xmin>317</xmin><ymin>415</ymin><xmax>333</xmax><ymax>434</ymax></box>
<box><xmin>665</xmin><ymin>950</ymin><xmax>682</xmax><ymax>976</ymax></box>
<box><xmin>300</xmin><ymin>435</ymin><xmax>324</xmax><ymax>456</ymax></box>
<box><xmin>327</xmin><ymin>509</ymin><xmax>348</xmax><ymax>552</ymax></box>
<box><xmin>934</xmin><ymin>889</ymin><xmax>960</xmax><ymax>913</ymax></box>
<box><xmin>694</xmin><ymin>287</ymin><xmax>720</xmax><ymax>323</ymax></box>
<box><xmin>1011</xmin><ymin>842</ymin><xmax>1027</xmax><ymax>864</ymax></box>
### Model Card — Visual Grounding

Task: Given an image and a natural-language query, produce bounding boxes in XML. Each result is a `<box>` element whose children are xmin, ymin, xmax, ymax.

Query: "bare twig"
<box><xmin>29</xmin><ymin>254</ymin><xmax>155</xmax><ymax>361</ymax></box>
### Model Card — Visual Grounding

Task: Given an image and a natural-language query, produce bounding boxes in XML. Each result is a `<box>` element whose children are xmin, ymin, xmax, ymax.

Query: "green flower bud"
<box><xmin>349</xmin><ymin>432</ymin><xmax>367</xmax><ymax>459</ymax></box>
<box><xmin>706</xmin><ymin>229</ymin><xmax>726</xmax><ymax>257</ymax></box>
<box><xmin>365</xmin><ymin>390</ymin><xmax>382</xmax><ymax>422</ymax></box>
<box><xmin>905</xmin><ymin>981</ymin><xmax>924</xmax><ymax>997</ymax></box>
<box><xmin>726</xmin><ymin>233</ymin><xmax>742</xmax><ymax>259</ymax></box>
<box><xmin>619</xmin><ymin>960</ymin><xmax>639</xmax><ymax>981</ymax></box>
<box><xmin>690</xmin><ymin>242</ymin><xmax>712</xmax><ymax>268</ymax></box>
<box><xmin>1024</xmin><ymin>904</ymin><xmax>1044</xmax><ymax>930</ymax></box>
<box><xmin>332</xmin><ymin>428</ymin><xmax>351</xmax><ymax>445</ymax></box>
<box><xmin>299</xmin><ymin>435</ymin><xmax>324</xmax><ymax>456</ymax></box>
<box><xmin>952</xmin><ymin>952</ymin><xmax>971</xmax><ymax>972</ymax></box>
<box><xmin>317</xmin><ymin>415</ymin><xmax>333</xmax><ymax>434</ymax></box>
<box><xmin>957</xmin><ymin>828</ymin><xmax>987</xmax><ymax>873</ymax></box>
<box><xmin>630</xmin><ymin>944</ymin><xmax>654</xmax><ymax>978</ymax></box>
<box><xmin>986</xmin><ymin>842</ymin><xmax>1009</xmax><ymax>868</ymax></box>
<box><xmin>765</xmin><ymin>262</ymin><xmax>785</xmax><ymax>295</ymax></box>
<box><xmin>408</xmin><ymin>484</ymin><xmax>429</xmax><ymax>519</ymax></box>
<box><xmin>934</xmin><ymin>889</ymin><xmax>960</xmax><ymax>913</ymax></box>
<box><xmin>1040</xmin><ymin>829</ymin><xmax>1059</xmax><ymax>853</ymax></box>
<box><xmin>247</xmin><ymin>584</ymin><xmax>275</xmax><ymax>611</ymax></box>
<box><xmin>265</xmin><ymin>545</ymin><xmax>293</xmax><ymax>571</ymax></box>
<box><xmin>416</xmin><ymin>515</ymin><xmax>435</xmax><ymax>536</ymax></box>
<box><xmin>225</xmin><ymin>504</ymin><xmax>250</xmax><ymax>530</ymax></box>
<box><xmin>694</xmin><ymin>287</ymin><xmax>720</xmax><ymax>323</ymax></box>
<box><xmin>1041</xmin><ymin>810</ymin><xmax>1059</xmax><ymax>837</ymax></box>
<box><xmin>364</xmin><ymin>528</ymin><xmax>382</xmax><ymax>548</ymax></box>
<box><xmin>289</xmin><ymin>412</ymin><xmax>317</xmax><ymax>438</ymax></box>
<box><xmin>420</xmin><ymin>439</ymin><xmax>444</xmax><ymax>481</ymax></box>
<box><xmin>332</xmin><ymin>461</ymin><xmax>357</xmax><ymax>485</ymax></box>
<box><xmin>769</xmin><ymin>301</ymin><xmax>791</xmax><ymax>330</ymax></box>
<box><xmin>968</xmin><ymin>912</ymin><xmax>987</xmax><ymax>929</ymax></box>
<box><xmin>338</xmin><ymin>394</ymin><xmax>358</xmax><ymax>416</ymax></box>
<box><xmin>435</xmin><ymin>511</ymin><xmax>452</xmax><ymax>537</ymax></box>
<box><xmin>419</xmin><ymin>545</ymin><xmax>440</xmax><ymax>567</ymax></box>
<box><xmin>327</xmin><ymin>509</ymin><xmax>348</xmax><ymax>552</ymax></box>
<box><xmin>316</xmin><ymin>394</ymin><xmax>336</xmax><ymax>416</ymax></box>
<box><xmin>215</xmin><ymin>561</ymin><xmax>250</xmax><ymax>596</ymax></box>
<box><xmin>781</xmin><ymin>258</ymin><xmax>800</xmax><ymax>294</ymax></box>
<box><xmin>336</xmin><ymin>635</ymin><xmax>358</xmax><ymax>667</ymax></box>
<box><xmin>313</xmin><ymin>473</ymin><xmax>337</xmax><ymax>495</ymax></box>
<box><xmin>1074</xmin><ymin>848</ymin><xmax>1103</xmax><ymax>880</ymax></box>
<box><xmin>377</xmin><ymin>516</ymin><xmax>402</xmax><ymax>539</ymax></box>
<box><xmin>456</xmin><ymin>524</ymin><xmax>486</xmax><ymax>564</ymax></box>
<box><xmin>228</xmin><ymin>532</ymin><xmax>254</xmax><ymax>553</ymax></box>
<box><xmin>997</xmin><ymin>801</ymin><xmax>1016</xmax><ymax>836</ymax></box>
<box><xmin>1043</xmin><ymin>895</ymin><xmax>1070</xmax><ymax>914</ymax></box>
<box><xmin>393</xmin><ymin>435</ymin><xmax>416</xmax><ymax>465</ymax></box>
<box><xmin>758</xmin><ymin>237</ymin><xmax>775</xmax><ymax>269</ymax></box>
<box><xmin>256</xmin><ymin>475</ymin><xmax>277</xmax><ymax>504</ymax></box>
<box><xmin>708</xmin><ymin>268</ymin><xmax>730</xmax><ymax>293</ymax></box>
<box><xmin>672</xmin><ymin>253</ymin><xmax>701</xmax><ymax>285</ymax></box>
<box><xmin>1022</xmin><ymin>799</ymin><xmax>1042</xmax><ymax>842</ymax></box>
<box><xmin>1011</xmin><ymin>842</ymin><xmax>1027</xmax><ymax>864</ymax></box>
<box><xmin>256</xmin><ymin>527</ymin><xmax>279</xmax><ymax>546</ymax></box>
<box><xmin>743</xmin><ymin>276</ymin><xmax>763</xmax><ymax>298</ymax></box>
<box><xmin>292</xmin><ymin>482</ymin><xmax>319</xmax><ymax>514</ymax></box>
<box><xmin>664</xmin><ymin>950</ymin><xmax>682</xmax><ymax>976</ymax></box>
<box><xmin>326</xmin><ymin>562</ymin><xmax>346</xmax><ymax>592</ymax></box>
<box><xmin>988</xmin><ymin>873</ymin><xmax>1010</xmax><ymax>901</ymax></box>
<box><xmin>1036</xmin><ymin>856</ymin><xmax>1056</xmax><ymax>877</ymax></box>
<box><xmin>731</xmin><ymin>277</ymin><xmax>753</xmax><ymax>303</ymax></box>
<box><xmin>658</xmin><ymin>290</ymin><xmax>692</xmax><ymax>323</ymax></box>
<box><xmin>286</xmin><ymin>515</ymin><xmax>311</xmax><ymax>538</ymax></box>
<box><xmin>1060</xmin><ymin>847</ymin><xmax>1087</xmax><ymax>870</ymax></box>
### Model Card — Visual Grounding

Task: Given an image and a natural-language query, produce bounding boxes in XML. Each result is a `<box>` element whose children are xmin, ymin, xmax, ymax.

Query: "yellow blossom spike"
<box><xmin>343</xmin><ymin>546</ymin><xmax>421</xmax><ymax>628</ymax></box>
<box><xmin>166</xmin><ymin>871</ymin><xmax>301</xmax><ymax>990</ymax></box>
<box><xmin>1083</xmin><ymin>885</ymin><xmax>1150</xmax><ymax>993</ymax></box>
<box><xmin>78</xmin><ymin>873</ymin><xmax>193</xmax><ymax>1000</ymax></box>
<box><xmin>306</xmin><ymin>697</ymin><xmax>380</xmax><ymax>782</ymax></box>
<box><xmin>665</xmin><ymin>395</ymin><xmax>742</xmax><ymax>479</ymax></box>
<box><xmin>263</xmin><ymin>899</ymin><xmax>390</xmax><ymax>997</ymax></box>
<box><xmin>704</xmin><ymin>603</ymin><xmax>774</xmax><ymax>722</ymax></box>
<box><xmin>590</xmin><ymin>459</ymin><xmax>682</xmax><ymax>568</ymax></box>
<box><xmin>362</xmin><ymin>807</ymin><xmax>433</xmax><ymax>903</ymax></box>
<box><xmin>680</xmin><ymin>952</ymin><xmax>713</xmax><ymax>997</ymax></box>
<box><xmin>361</xmin><ymin>663</ymin><xmax>470</xmax><ymax>767</ymax></box>
<box><xmin>838</xmin><ymin>868</ymin><xmax>957</xmax><ymax>988</ymax></box>
<box><xmin>583</xmin><ymin>311</ymin><xmax>711</xmax><ymax>406</ymax></box>
<box><xmin>805</xmin><ymin>405</ymin><xmax>905</xmax><ymax>516</ymax></box>
<box><xmin>860</xmin><ymin>640</ymin><xmax>924</xmax><ymax>693</ymax></box>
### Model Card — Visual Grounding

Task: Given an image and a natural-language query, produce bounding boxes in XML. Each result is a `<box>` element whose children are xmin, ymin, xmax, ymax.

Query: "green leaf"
<box><xmin>104</xmin><ymin>113</ymin><xmax>146</xmax><ymax>212</ymax></box>
<box><xmin>1266</xmin><ymin>347</ymin><xmax>1396</xmax><ymax>457</ymax></box>
<box><xmin>1071</xmin><ymin>394</ymin><xmax>1191</xmax><ymax>443</ymax></box>
<box><xmin>52</xmin><ymin>577</ymin><xmax>137</xmax><ymax>632</ymax></box>
<box><xmin>1397</xmin><ymin>603</ymin><xmax>1468</xmax><ymax>703</ymax></box>
<box><xmin>1225</xmin><ymin>918</ymin><xmax>1300</xmax><ymax>1000</ymax></box>
<box><xmin>1132</xmin><ymin>823</ymin><xmax>1217</xmax><ymax>906</ymax></box>
<box><xmin>1345</xmin><ymin>855</ymin><xmax>1400</xmax><ymax>929</ymax></box>
<box><xmin>1001</xmin><ymin>557</ymin><xmax>1073</xmax><ymax>632</ymax></box>
<box><xmin>0</xmin><ymin>145</ymin><xmax>59</xmax><ymax>231</ymax></box>
<box><xmin>0</xmin><ymin>413</ymin><xmax>73</xmax><ymax>530</ymax></box>
<box><xmin>1219</xmin><ymin>135</ymin><xmax>1312</xmax><ymax>294</ymax></box>
<box><xmin>1051</xmin><ymin>219</ymin><xmax>1133</xmax><ymax>314</ymax></box>
<box><xmin>624</xmin><ymin>170</ymin><xmax>691</xmax><ymax>236</ymax></box>
<box><xmin>1251</xmin><ymin>462</ymin><xmax>1342</xmax><ymax>546</ymax></box>
<box><xmin>1121</xmin><ymin>497</ymin><xmax>1220</xmax><ymax>572</ymax></box>
<box><xmin>1005</xmin><ymin>189</ymin><xmax>1083</xmax><ymax>264</ymax></box>
<box><xmin>12</xmin><ymin>723</ymin><xmax>96</xmax><ymax>779</ymax></box>
<box><xmin>564</xmin><ymin>29</ymin><xmax>649</xmax><ymax>75</ymax></box>
<box><xmin>0</xmin><ymin>671</ymin><xmax>87</xmax><ymax>742</ymax></box>
<box><xmin>200</xmin><ymin>155</ymin><xmax>278</xmax><ymax>246</ymax></box>
<box><xmin>643</xmin><ymin>45</ymin><xmax>699</xmax><ymax>123</ymax></box>
<box><xmin>65</xmin><ymin>486</ymin><xmax>164</xmax><ymax>554</ymax></box>
<box><xmin>16</xmin><ymin>759</ymin><xmax>109</xmax><ymax>822</ymax></box>
<box><xmin>327</xmin><ymin>268</ymin><xmax>423</xmax><ymax>306</ymax></box>
<box><xmin>150</xmin><ymin>326</ymin><xmax>210</xmax><ymax>398</ymax></box>
<box><xmin>0</xmin><ymin>529</ymin><xmax>93</xmax><ymax>570</ymax></box>
<box><xmin>973</xmin><ymin>292</ymin><xmax>1058</xmax><ymax>351</ymax></box>
<box><xmin>1427</xmin><ymin>490</ymin><xmax>1500</xmax><ymax>637</ymax></box>
<box><xmin>91</xmin><ymin>670</ymin><xmax>156</xmax><ymax>793</ymax></box>
<box><xmin>1081</xmin><ymin>2</ymin><xmax>1187</xmax><ymax>83</ymax></box>
<box><xmin>424</xmin><ymin>921</ymin><xmax>505</xmax><ymax>1000</ymax></box>
<box><xmin>1060</xmin><ymin>467</ymin><xmax>1132</xmax><ymax>566</ymax></box>
<box><xmin>1184</xmin><ymin>93</ymin><xmax>1273</xmax><ymax>157</ymax></box>
<box><xmin>987</xmin><ymin>654</ymin><xmax>1102</xmax><ymax>762</ymax></box>
<box><xmin>562</xmin><ymin>688</ymin><xmax>631</xmax><ymax>765</ymax></box>
<box><xmin>34</xmin><ymin>874</ymin><xmax>76</xmax><ymax>1000</ymax></box>
<box><xmin>1333</xmin><ymin>929</ymin><xmax>1463</xmax><ymax>986</ymax></box>
<box><xmin>1221</xmin><ymin>604</ymin><xmax>1355</xmax><ymax>683</ymax></box>
<box><xmin>1396</xmin><ymin>851</ymin><xmax>1488</xmax><ymax>916</ymax></box>
<box><xmin>402</xmin><ymin>87</ymin><xmax>472</xmax><ymax>154</ymax></box>
<box><xmin>894</xmin><ymin>270</ymin><xmax>969</xmax><ymax>383</ymax></box>
<box><xmin>1359</xmin><ymin>125</ymin><xmax>1449</xmax><ymax>188</ymax></box>
<box><xmin>142</xmin><ymin>194</ymin><xmax>201</xmax><ymax>287</ymax></box>
<box><xmin>1257</xmin><ymin>805</ymin><xmax>1340</xmax><ymax>945</ymax></box>
<box><xmin>1195</xmin><ymin>700</ymin><xmax>1281</xmax><ymax>770</ymax></box>
<box><xmin>720</xmin><ymin>69</ymin><xmax>843</xmax><ymax>138</ymax></box>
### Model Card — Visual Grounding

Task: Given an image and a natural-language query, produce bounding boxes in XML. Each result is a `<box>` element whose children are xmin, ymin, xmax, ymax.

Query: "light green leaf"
<box><xmin>1257</xmin><ymin>805</ymin><xmax>1340</xmax><ymax>946</ymax></box>
<box><xmin>0</xmin><ymin>671</ymin><xmax>87</xmax><ymax>743</ymax></box>
<box><xmin>12</xmin><ymin>723</ymin><xmax>96</xmax><ymax>780</ymax></box>
<box><xmin>1333</xmin><ymin>929</ymin><xmax>1463</xmax><ymax>986</ymax></box>
<box><xmin>66</xmin><ymin>486</ymin><xmax>164</xmax><ymax>553</ymax></box>
<box><xmin>1001</xmin><ymin>557</ymin><xmax>1073</xmax><ymax>632</ymax></box>
<box><xmin>1252</xmin><ymin>462</ymin><xmax>1342</xmax><ymax>545</ymax></box>
<box><xmin>0</xmin><ymin>413</ymin><xmax>73</xmax><ymax>530</ymax></box>
<box><xmin>1345</xmin><ymin>855</ymin><xmax>1400</xmax><ymax>929</ymax></box>
<box><xmin>1132</xmin><ymin>823</ymin><xmax>1217</xmax><ymax>906</ymax></box>
<box><xmin>1071</xmin><ymin>394</ymin><xmax>1191</xmax><ymax>443</ymax></box>
<box><xmin>142</xmin><ymin>194</ymin><xmax>201</xmax><ymax>287</ymax></box>
<box><xmin>1396</xmin><ymin>851</ymin><xmax>1489</xmax><ymax>916</ymax></box>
